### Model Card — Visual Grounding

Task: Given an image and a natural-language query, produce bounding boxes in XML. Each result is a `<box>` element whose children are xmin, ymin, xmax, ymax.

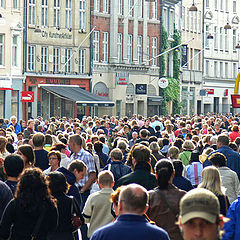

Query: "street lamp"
<box><xmin>224</xmin><ymin>22</ymin><xmax>232</xmax><ymax>30</ymax></box>
<box><xmin>189</xmin><ymin>0</ymin><xmax>198</xmax><ymax>11</ymax></box>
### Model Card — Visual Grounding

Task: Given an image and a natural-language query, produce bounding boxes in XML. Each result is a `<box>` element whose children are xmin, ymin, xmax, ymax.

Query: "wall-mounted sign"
<box><xmin>205</xmin><ymin>89</ymin><xmax>214</xmax><ymax>94</ymax></box>
<box><xmin>136</xmin><ymin>84</ymin><xmax>147</xmax><ymax>95</ymax></box>
<box><xmin>116</xmin><ymin>72</ymin><xmax>129</xmax><ymax>85</ymax></box>
<box><xmin>41</xmin><ymin>30</ymin><xmax>72</xmax><ymax>40</ymax></box>
<box><xmin>158</xmin><ymin>78</ymin><xmax>169</xmax><ymax>88</ymax></box>
<box><xmin>93</xmin><ymin>82</ymin><xmax>109</xmax><ymax>99</ymax></box>
<box><xmin>21</xmin><ymin>91</ymin><xmax>34</xmax><ymax>102</ymax></box>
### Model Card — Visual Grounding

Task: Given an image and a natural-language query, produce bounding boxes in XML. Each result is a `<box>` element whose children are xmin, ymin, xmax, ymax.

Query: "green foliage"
<box><xmin>171</xmin><ymin>29</ymin><xmax>181</xmax><ymax>80</ymax></box>
<box><xmin>160</xmin><ymin>26</ymin><xmax>169</xmax><ymax>77</ymax></box>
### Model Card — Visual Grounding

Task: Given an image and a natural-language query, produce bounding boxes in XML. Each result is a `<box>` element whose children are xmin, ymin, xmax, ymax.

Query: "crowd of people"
<box><xmin>0</xmin><ymin>113</ymin><xmax>240</xmax><ymax>240</ymax></box>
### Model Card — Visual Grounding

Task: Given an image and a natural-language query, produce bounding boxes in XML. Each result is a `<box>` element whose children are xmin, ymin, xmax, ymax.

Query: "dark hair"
<box><xmin>155</xmin><ymin>159</ymin><xmax>174</xmax><ymax>190</ymax></box>
<box><xmin>18</xmin><ymin>144</ymin><xmax>35</xmax><ymax>167</ymax></box>
<box><xmin>68</xmin><ymin>160</ymin><xmax>87</xmax><ymax>172</ymax></box>
<box><xmin>4</xmin><ymin>154</ymin><xmax>24</xmax><ymax>177</ymax></box>
<box><xmin>32</xmin><ymin>133</ymin><xmax>45</xmax><ymax>147</ymax></box>
<box><xmin>47</xmin><ymin>172</ymin><xmax>69</xmax><ymax>196</ymax></box>
<box><xmin>172</xmin><ymin>160</ymin><xmax>183</xmax><ymax>177</ymax></box>
<box><xmin>139</xmin><ymin>129</ymin><xmax>149</xmax><ymax>138</ymax></box>
<box><xmin>132</xmin><ymin>145</ymin><xmax>150</xmax><ymax>163</ymax></box>
<box><xmin>48</xmin><ymin>150</ymin><xmax>61</xmax><ymax>164</ymax></box>
<box><xmin>162</xmin><ymin>138</ymin><xmax>169</xmax><ymax>146</ymax></box>
<box><xmin>51</xmin><ymin>143</ymin><xmax>66</xmax><ymax>152</ymax></box>
<box><xmin>60</xmin><ymin>137</ymin><xmax>68</xmax><ymax>145</ymax></box>
<box><xmin>209</xmin><ymin>152</ymin><xmax>227</xmax><ymax>167</ymax></box>
<box><xmin>229</xmin><ymin>142</ymin><xmax>238</xmax><ymax>152</ymax></box>
<box><xmin>149</xmin><ymin>136</ymin><xmax>158</xmax><ymax>144</ymax></box>
<box><xmin>94</xmin><ymin>141</ymin><xmax>103</xmax><ymax>152</ymax></box>
<box><xmin>44</xmin><ymin>134</ymin><xmax>52</xmax><ymax>145</ymax></box>
<box><xmin>155</xmin><ymin>125</ymin><xmax>161</xmax><ymax>131</ymax></box>
<box><xmin>173</xmin><ymin>138</ymin><xmax>184</xmax><ymax>151</ymax></box>
<box><xmin>217</xmin><ymin>135</ymin><xmax>229</xmax><ymax>146</ymax></box>
<box><xmin>190</xmin><ymin>150</ymin><xmax>200</xmax><ymax>163</ymax></box>
<box><xmin>15</xmin><ymin>168</ymin><xmax>55</xmax><ymax>212</ymax></box>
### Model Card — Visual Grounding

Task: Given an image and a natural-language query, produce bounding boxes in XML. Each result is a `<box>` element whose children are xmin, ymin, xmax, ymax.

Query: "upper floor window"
<box><xmin>0</xmin><ymin>0</ymin><xmax>5</xmax><ymax>8</ymax></box>
<box><xmin>13</xmin><ymin>0</ymin><xmax>18</xmax><ymax>9</ymax></box>
<box><xmin>127</xmin><ymin>34</ymin><xmax>132</xmax><ymax>63</ymax></box>
<box><xmin>117</xmin><ymin>33</ymin><xmax>122</xmax><ymax>62</ymax></box>
<box><xmin>79</xmin><ymin>0</ymin><xmax>86</xmax><ymax>30</ymax></box>
<box><xmin>102</xmin><ymin>32</ymin><xmax>108</xmax><ymax>63</ymax></box>
<box><xmin>42</xmin><ymin>0</ymin><xmax>48</xmax><ymax>27</ymax></box>
<box><xmin>103</xmin><ymin>0</ymin><xmax>108</xmax><ymax>13</ymax></box>
<box><xmin>41</xmin><ymin>47</ymin><xmax>48</xmax><ymax>72</ymax></box>
<box><xmin>152</xmin><ymin>0</ymin><xmax>157</xmax><ymax>19</ymax></box>
<box><xmin>79</xmin><ymin>49</ymin><xmax>85</xmax><ymax>73</ymax></box>
<box><xmin>12</xmin><ymin>36</ymin><xmax>18</xmax><ymax>67</ymax></box>
<box><xmin>66</xmin><ymin>0</ymin><xmax>72</xmax><ymax>28</ymax></box>
<box><xmin>118</xmin><ymin>0</ymin><xmax>123</xmax><ymax>15</ymax></box>
<box><xmin>152</xmin><ymin>37</ymin><xmax>157</xmax><ymax>66</ymax></box>
<box><xmin>93</xmin><ymin>31</ymin><xmax>99</xmax><ymax>62</ymax></box>
<box><xmin>0</xmin><ymin>35</ymin><xmax>4</xmax><ymax>66</ymax></box>
<box><xmin>233</xmin><ymin>0</ymin><xmax>237</xmax><ymax>13</ymax></box>
<box><xmin>95</xmin><ymin>0</ymin><xmax>100</xmax><ymax>12</ymax></box>
<box><xmin>29</xmin><ymin>0</ymin><xmax>36</xmax><ymax>25</ymax></box>
<box><xmin>137</xmin><ymin>35</ymin><xmax>142</xmax><ymax>64</ymax></box>
<box><xmin>128</xmin><ymin>0</ymin><xmax>133</xmax><ymax>17</ymax></box>
<box><xmin>65</xmin><ymin>48</ymin><xmax>71</xmax><ymax>73</ymax></box>
<box><xmin>53</xmin><ymin>47</ymin><xmax>60</xmax><ymax>72</ymax></box>
<box><xmin>54</xmin><ymin>0</ymin><xmax>60</xmax><ymax>28</ymax></box>
<box><xmin>28</xmin><ymin>45</ymin><xmax>35</xmax><ymax>71</ymax></box>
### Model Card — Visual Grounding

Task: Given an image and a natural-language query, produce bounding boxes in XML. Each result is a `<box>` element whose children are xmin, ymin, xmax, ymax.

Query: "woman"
<box><xmin>47</xmin><ymin>172</ymin><xmax>83</xmax><ymax>240</ymax></box>
<box><xmin>147</xmin><ymin>160</ymin><xmax>186</xmax><ymax>240</ymax></box>
<box><xmin>0</xmin><ymin>136</ymin><xmax>10</xmax><ymax>180</ymax></box>
<box><xmin>0</xmin><ymin>168</ymin><xmax>58</xmax><ymax>240</ymax></box>
<box><xmin>43</xmin><ymin>150</ymin><xmax>61</xmax><ymax>175</ymax></box>
<box><xmin>198</xmin><ymin>166</ymin><xmax>230</xmax><ymax>216</ymax></box>
<box><xmin>178</xmin><ymin>140</ymin><xmax>195</xmax><ymax>166</ymax></box>
<box><xmin>230</xmin><ymin>125</ymin><xmax>240</xmax><ymax>142</ymax></box>
<box><xmin>17</xmin><ymin>144</ymin><xmax>35</xmax><ymax>168</ymax></box>
<box><xmin>44</xmin><ymin>134</ymin><xmax>53</xmax><ymax>152</ymax></box>
<box><xmin>51</xmin><ymin>143</ymin><xmax>70</xmax><ymax>168</ymax></box>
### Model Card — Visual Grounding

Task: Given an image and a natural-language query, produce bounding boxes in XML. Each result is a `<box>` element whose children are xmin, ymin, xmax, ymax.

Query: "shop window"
<box><xmin>11</xmin><ymin>90</ymin><xmax>18</xmax><ymax>118</ymax></box>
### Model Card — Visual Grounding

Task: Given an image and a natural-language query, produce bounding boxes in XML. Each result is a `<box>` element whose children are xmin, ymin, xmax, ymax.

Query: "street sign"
<box><xmin>158</xmin><ymin>78</ymin><xmax>168</xmax><ymax>88</ymax></box>
<box><xmin>205</xmin><ymin>89</ymin><xmax>214</xmax><ymax>94</ymax></box>
<box><xmin>21</xmin><ymin>91</ymin><xmax>34</xmax><ymax>102</ymax></box>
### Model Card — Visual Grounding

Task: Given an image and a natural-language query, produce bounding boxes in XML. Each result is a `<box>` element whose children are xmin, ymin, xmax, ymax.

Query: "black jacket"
<box><xmin>116</xmin><ymin>162</ymin><xmax>157</xmax><ymax>190</ymax></box>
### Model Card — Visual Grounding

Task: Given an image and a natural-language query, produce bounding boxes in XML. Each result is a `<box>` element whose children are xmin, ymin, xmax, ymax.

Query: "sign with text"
<box><xmin>21</xmin><ymin>91</ymin><xmax>34</xmax><ymax>102</ymax></box>
<box><xmin>205</xmin><ymin>89</ymin><xmax>214</xmax><ymax>94</ymax></box>
<box><xmin>116</xmin><ymin>72</ymin><xmax>129</xmax><ymax>85</ymax></box>
<box><xmin>136</xmin><ymin>84</ymin><xmax>147</xmax><ymax>95</ymax></box>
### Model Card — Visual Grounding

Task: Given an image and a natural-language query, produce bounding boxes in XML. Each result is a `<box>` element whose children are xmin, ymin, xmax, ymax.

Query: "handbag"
<box><xmin>71</xmin><ymin>197</ymin><xmax>83</xmax><ymax>232</ymax></box>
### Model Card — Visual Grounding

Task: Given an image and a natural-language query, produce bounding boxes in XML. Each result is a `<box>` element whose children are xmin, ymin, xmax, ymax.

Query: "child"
<box><xmin>83</xmin><ymin>171</ymin><xmax>114</xmax><ymax>238</ymax></box>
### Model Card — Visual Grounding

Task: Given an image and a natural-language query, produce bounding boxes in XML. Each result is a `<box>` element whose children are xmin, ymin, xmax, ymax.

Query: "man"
<box><xmin>150</xmin><ymin>115</ymin><xmax>164</xmax><ymax>132</ymax></box>
<box><xmin>141</xmin><ymin>119</ymin><xmax>155</xmax><ymax>136</ymax></box>
<box><xmin>129</xmin><ymin>131</ymin><xmax>139</xmax><ymax>148</ymax></box>
<box><xmin>178</xmin><ymin>188</ymin><xmax>226</xmax><ymax>240</ymax></box>
<box><xmin>7</xmin><ymin>116</ymin><xmax>21</xmax><ymax>135</ymax></box>
<box><xmin>116</xmin><ymin>145</ymin><xmax>157</xmax><ymax>190</ymax></box>
<box><xmin>68</xmin><ymin>134</ymin><xmax>96</xmax><ymax>205</ymax></box>
<box><xmin>32</xmin><ymin>133</ymin><xmax>49</xmax><ymax>171</ymax></box>
<box><xmin>204</xmin><ymin>134</ymin><xmax>240</xmax><ymax>180</ymax></box>
<box><xmin>23</xmin><ymin>119</ymin><xmax>35</xmax><ymax>139</ymax></box>
<box><xmin>90</xmin><ymin>184</ymin><xmax>170</xmax><ymax>240</ymax></box>
<box><xmin>0</xmin><ymin>180</ymin><xmax>12</xmax><ymax>220</ymax></box>
<box><xmin>136</xmin><ymin>129</ymin><xmax>149</xmax><ymax>144</ymax></box>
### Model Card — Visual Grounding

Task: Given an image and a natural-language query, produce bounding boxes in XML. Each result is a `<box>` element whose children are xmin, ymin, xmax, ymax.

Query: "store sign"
<box><xmin>136</xmin><ymin>84</ymin><xmax>147</xmax><ymax>95</ymax></box>
<box><xmin>205</xmin><ymin>89</ymin><xmax>214</xmax><ymax>94</ymax></box>
<box><xmin>231</xmin><ymin>95</ymin><xmax>240</xmax><ymax>108</ymax></box>
<box><xmin>41</xmin><ymin>30</ymin><xmax>72</xmax><ymax>40</ymax></box>
<box><xmin>46</xmin><ymin>78</ymin><xmax>71</xmax><ymax>85</ymax></box>
<box><xmin>158</xmin><ymin>78</ymin><xmax>168</xmax><ymax>88</ymax></box>
<box><xmin>21</xmin><ymin>91</ymin><xmax>34</xmax><ymax>102</ymax></box>
<box><xmin>93</xmin><ymin>82</ymin><xmax>109</xmax><ymax>99</ymax></box>
<box><xmin>116</xmin><ymin>72</ymin><xmax>129</xmax><ymax>85</ymax></box>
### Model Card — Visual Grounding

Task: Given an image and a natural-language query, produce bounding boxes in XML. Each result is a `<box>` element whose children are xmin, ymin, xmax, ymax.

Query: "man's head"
<box><xmin>118</xmin><ymin>184</ymin><xmax>149</xmax><ymax>216</ymax></box>
<box><xmin>10</xmin><ymin>116</ymin><xmax>17</xmax><ymax>125</ymax></box>
<box><xmin>32</xmin><ymin>133</ymin><xmax>45</xmax><ymax>148</ymax></box>
<box><xmin>209</xmin><ymin>152</ymin><xmax>227</xmax><ymax>167</ymax></box>
<box><xmin>179</xmin><ymin>188</ymin><xmax>224</xmax><ymax>240</ymax></box>
<box><xmin>68</xmin><ymin>134</ymin><xmax>82</xmax><ymax>153</ymax></box>
<box><xmin>68</xmin><ymin>160</ymin><xmax>87</xmax><ymax>182</ymax></box>
<box><xmin>139</xmin><ymin>129</ymin><xmax>149</xmax><ymax>139</ymax></box>
<box><xmin>217</xmin><ymin>134</ymin><xmax>229</xmax><ymax>148</ymax></box>
<box><xmin>27</xmin><ymin>119</ymin><xmax>35</xmax><ymax>129</ymax></box>
<box><xmin>132</xmin><ymin>144</ymin><xmax>150</xmax><ymax>166</ymax></box>
<box><xmin>4</xmin><ymin>154</ymin><xmax>24</xmax><ymax>178</ymax></box>
<box><xmin>110</xmin><ymin>148</ymin><xmax>123</xmax><ymax>162</ymax></box>
<box><xmin>131</xmin><ymin>131</ymin><xmax>138</xmax><ymax>140</ymax></box>
<box><xmin>98</xmin><ymin>170</ymin><xmax>114</xmax><ymax>189</ymax></box>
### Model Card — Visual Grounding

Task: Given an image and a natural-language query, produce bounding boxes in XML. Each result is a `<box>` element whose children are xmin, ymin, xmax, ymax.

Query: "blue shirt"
<box><xmin>90</xmin><ymin>214</ymin><xmax>170</xmax><ymax>240</ymax></box>
<box><xmin>186</xmin><ymin>162</ymin><xmax>203</xmax><ymax>186</ymax></box>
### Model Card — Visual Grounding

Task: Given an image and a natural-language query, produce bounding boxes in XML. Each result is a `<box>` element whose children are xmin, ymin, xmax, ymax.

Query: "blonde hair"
<box><xmin>198</xmin><ymin>166</ymin><xmax>223</xmax><ymax>196</ymax></box>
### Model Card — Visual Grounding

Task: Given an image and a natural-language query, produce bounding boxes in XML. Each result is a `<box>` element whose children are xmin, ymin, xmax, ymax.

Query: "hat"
<box><xmin>180</xmin><ymin>188</ymin><xmax>220</xmax><ymax>224</ymax></box>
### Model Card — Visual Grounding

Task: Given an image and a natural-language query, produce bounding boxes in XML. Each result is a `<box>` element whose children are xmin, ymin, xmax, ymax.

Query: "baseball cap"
<box><xmin>180</xmin><ymin>188</ymin><xmax>220</xmax><ymax>224</ymax></box>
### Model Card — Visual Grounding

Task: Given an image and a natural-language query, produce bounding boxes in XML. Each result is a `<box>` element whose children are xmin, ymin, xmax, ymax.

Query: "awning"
<box><xmin>41</xmin><ymin>85</ymin><xmax>115</xmax><ymax>107</ymax></box>
<box><xmin>147</xmin><ymin>96</ymin><xmax>164</xmax><ymax>105</ymax></box>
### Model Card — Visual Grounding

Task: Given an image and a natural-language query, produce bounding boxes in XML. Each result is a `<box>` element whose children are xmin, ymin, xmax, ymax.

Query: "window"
<box><xmin>137</xmin><ymin>35</ymin><xmax>142</xmax><ymax>64</ymax></box>
<box><xmin>12</xmin><ymin>36</ymin><xmax>18</xmax><ymax>67</ymax></box>
<box><xmin>220</xmin><ymin>0</ymin><xmax>223</xmax><ymax>10</ymax></box>
<box><xmin>103</xmin><ymin>0</ymin><xmax>108</xmax><ymax>13</ymax></box>
<box><xmin>138</xmin><ymin>0</ymin><xmax>142</xmax><ymax>18</ymax></box>
<box><xmin>206</xmin><ymin>0</ymin><xmax>209</xmax><ymax>8</ymax></box>
<box><xmin>190</xmin><ymin>11</ymin><xmax>193</xmax><ymax>32</ymax></box>
<box><xmin>54</xmin><ymin>0</ymin><xmax>60</xmax><ymax>28</ymax></box>
<box><xmin>215</xmin><ymin>0</ymin><xmax>218</xmax><ymax>10</ymax></box>
<box><xmin>79</xmin><ymin>49</ymin><xmax>85</xmax><ymax>73</ymax></box>
<box><xmin>79</xmin><ymin>0</ymin><xmax>86</xmax><ymax>30</ymax></box>
<box><xmin>95</xmin><ymin>0</ymin><xmax>100</xmax><ymax>12</ymax></box>
<box><xmin>182</xmin><ymin>6</ymin><xmax>185</xmax><ymax>30</ymax></box>
<box><xmin>53</xmin><ymin>47</ymin><xmax>60</xmax><ymax>72</ymax></box>
<box><xmin>42</xmin><ymin>0</ymin><xmax>48</xmax><ymax>27</ymax></box>
<box><xmin>152</xmin><ymin>37</ymin><xmax>157</xmax><ymax>66</ymax></box>
<box><xmin>205</xmin><ymin>60</ymin><xmax>209</xmax><ymax>76</ymax></box>
<box><xmin>233</xmin><ymin>0</ymin><xmax>237</xmax><ymax>13</ymax></box>
<box><xmin>11</xmin><ymin>91</ymin><xmax>18</xmax><ymax>119</ymax></box>
<box><xmin>128</xmin><ymin>0</ymin><xmax>133</xmax><ymax>17</ymax></box>
<box><xmin>127</xmin><ymin>34</ymin><xmax>132</xmax><ymax>63</ymax></box>
<box><xmin>220</xmin><ymin>62</ymin><xmax>223</xmax><ymax>77</ymax></box>
<box><xmin>220</xmin><ymin>27</ymin><xmax>223</xmax><ymax>50</ymax></box>
<box><xmin>186</xmin><ymin>8</ymin><xmax>189</xmax><ymax>31</ymax></box>
<box><xmin>66</xmin><ymin>0</ymin><xmax>72</xmax><ymax>28</ymax></box>
<box><xmin>233</xmin><ymin>29</ymin><xmax>237</xmax><ymax>51</ymax></box>
<box><xmin>214</xmin><ymin>61</ymin><xmax>218</xmax><ymax>76</ymax></box>
<box><xmin>205</xmin><ymin>25</ymin><xmax>209</xmax><ymax>48</ymax></box>
<box><xmin>233</xmin><ymin>63</ymin><xmax>237</xmax><ymax>78</ymax></box>
<box><xmin>225</xmin><ymin>0</ymin><xmax>228</xmax><ymax>11</ymax></box>
<box><xmin>194</xmin><ymin>11</ymin><xmax>197</xmax><ymax>33</ymax></box>
<box><xmin>13</xmin><ymin>0</ymin><xmax>18</xmax><ymax>9</ymax></box>
<box><xmin>28</xmin><ymin>45</ymin><xmax>35</xmax><ymax>71</ymax></box>
<box><xmin>146</xmin><ymin>36</ymin><xmax>149</xmax><ymax>64</ymax></box>
<box><xmin>0</xmin><ymin>91</ymin><xmax>4</xmax><ymax>118</ymax></box>
<box><xmin>194</xmin><ymin>49</ymin><xmax>200</xmax><ymax>70</ymax></box>
<box><xmin>152</xmin><ymin>0</ymin><xmax>157</xmax><ymax>19</ymax></box>
<box><xmin>225</xmin><ymin>29</ymin><xmax>228</xmax><ymax>51</ymax></box>
<box><xmin>198</xmin><ymin>11</ymin><xmax>201</xmax><ymax>33</ymax></box>
<box><xmin>29</xmin><ymin>0</ymin><xmax>36</xmax><ymax>25</ymax></box>
<box><xmin>162</xmin><ymin>8</ymin><xmax>167</xmax><ymax>29</ymax></box>
<box><xmin>0</xmin><ymin>35</ymin><xmax>3</xmax><ymax>66</ymax></box>
<box><xmin>102</xmin><ymin>32</ymin><xmax>108</xmax><ymax>62</ymax></box>
<box><xmin>0</xmin><ymin>0</ymin><xmax>4</xmax><ymax>8</ymax></box>
<box><xmin>225</xmin><ymin>63</ymin><xmax>228</xmax><ymax>78</ymax></box>
<box><xmin>65</xmin><ymin>48</ymin><xmax>71</xmax><ymax>73</ymax></box>
<box><xmin>117</xmin><ymin>33</ymin><xmax>122</xmax><ymax>62</ymax></box>
<box><xmin>214</xmin><ymin>26</ymin><xmax>218</xmax><ymax>49</ymax></box>
<box><xmin>118</xmin><ymin>0</ymin><xmax>123</xmax><ymax>15</ymax></box>
<box><xmin>41</xmin><ymin>47</ymin><xmax>48</xmax><ymax>72</ymax></box>
<box><xmin>93</xmin><ymin>31</ymin><xmax>99</xmax><ymax>62</ymax></box>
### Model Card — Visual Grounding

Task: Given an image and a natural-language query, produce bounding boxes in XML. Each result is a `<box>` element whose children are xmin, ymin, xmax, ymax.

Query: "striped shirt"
<box><xmin>70</xmin><ymin>148</ymin><xmax>96</xmax><ymax>187</ymax></box>
<box><xmin>186</xmin><ymin>162</ymin><xmax>203</xmax><ymax>187</ymax></box>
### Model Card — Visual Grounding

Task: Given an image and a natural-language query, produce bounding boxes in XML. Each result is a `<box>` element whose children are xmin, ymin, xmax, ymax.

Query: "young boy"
<box><xmin>82</xmin><ymin>171</ymin><xmax>114</xmax><ymax>238</ymax></box>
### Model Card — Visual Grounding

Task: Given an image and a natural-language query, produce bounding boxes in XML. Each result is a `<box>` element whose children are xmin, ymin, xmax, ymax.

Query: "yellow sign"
<box><xmin>234</xmin><ymin>72</ymin><xmax>240</xmax><ymax>94</ymax></box>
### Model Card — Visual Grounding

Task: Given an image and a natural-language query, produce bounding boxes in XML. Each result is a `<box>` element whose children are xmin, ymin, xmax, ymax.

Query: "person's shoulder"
<box><xmin>143</xmin><ymin>222</ymin><xmax>170</xmax><ymax>239</ymax></box>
